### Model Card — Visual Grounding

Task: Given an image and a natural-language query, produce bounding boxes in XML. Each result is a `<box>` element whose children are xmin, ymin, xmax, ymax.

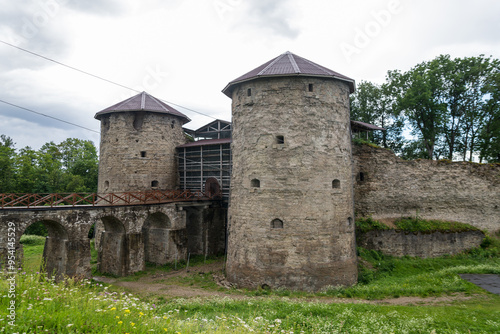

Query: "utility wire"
<box><xmin>0</xmin><ymin>99</ymin><xmax>100</xmax><ymax>134</ymax></box>
<box><xmin>0</xmin><ymin>39</ymin><xmax>218</xmax><ymax>120</ymax></box>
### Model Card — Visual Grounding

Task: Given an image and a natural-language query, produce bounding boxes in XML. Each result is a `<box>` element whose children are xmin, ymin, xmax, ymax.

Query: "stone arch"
<box><xmin>205</xmin><ymin>177</ymin><xmax>221</xmax><ymax>197</ymax></box>
<box><xmin>142</xmin><ymin>212</ymin><xmax>174</xmax><ymax>265</ymax></box>
<box><xmin>22</xmin><ymin>219</ymin><xmax>69</xmax><ymax>279</ymax></box>
<box><xmin>97</xmin><ymin>216</ymin><xmax>127</xmax><ymax>276</ymax></box>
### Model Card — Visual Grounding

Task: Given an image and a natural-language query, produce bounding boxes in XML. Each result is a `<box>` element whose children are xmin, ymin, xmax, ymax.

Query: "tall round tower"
<box><xmin>222</xmin><ymin>52</ymin><xmax>358</xmax><ymax>291</ymax></box>
<box><xmin>94</xmin><ymin>91</ymin><xmax>190</xmax><ymax>193</ymax></box>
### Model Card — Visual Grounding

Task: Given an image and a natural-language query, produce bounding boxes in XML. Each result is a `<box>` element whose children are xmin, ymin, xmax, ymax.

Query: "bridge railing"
<box><xmin>0</xmin><ymin>190</ymin><xmax>221</xmax><ymax>208</ymax></box>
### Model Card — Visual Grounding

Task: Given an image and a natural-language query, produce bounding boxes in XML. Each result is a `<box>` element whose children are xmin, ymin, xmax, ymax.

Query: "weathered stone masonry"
<box><xmin>0</xmin><ymin>202</ymin><xmax>225</xmax><ymax>278</ymax></box>
<box><xmin>96</xmin><ymin>93</ymin><xmax>189</xmax><ymax>194</ymax></box>
<box><xmin>225</xmin><ymin>69</ymin><xmax>358</xmax><ymax>291</ymax></box>
<box><xmin>358</xmin><ymin>229</ymin><xmax>485</xmax><ymax>258</ymax></box>
<box><xmin>353</xmin><ymin>144</ymin><xmax>500</xmax><ymax>233</ymax></box>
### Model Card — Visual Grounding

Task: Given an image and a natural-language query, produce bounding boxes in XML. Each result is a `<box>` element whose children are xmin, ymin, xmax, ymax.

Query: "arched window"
<box><xmin>133</xmin><ymin>113</ymin><xmax>144</xmax><ymax>131</ymax></box>
<box><xmin>332</xmin><ymin>179</ymin><xmax>340</xmax><ymax>189</ymax></box>
<box><xmin>271</xmin><ymin>219</ymin><xmax>284</xmax><ymax>229</ymax></box>
<box><xmin>251</xmin><ymin>179</ymin><xmax>260</xmax><ymax>188</ymax></box>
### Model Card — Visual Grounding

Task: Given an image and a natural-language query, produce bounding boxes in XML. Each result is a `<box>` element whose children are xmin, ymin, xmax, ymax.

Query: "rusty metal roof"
<box><xmin>222</xmin><ymin>51</ymin><xmax>355</xmax><ymax>97</ymax></box>
<box><xmin>95</xmin><ymin>91</ymin><xmax>191</xmax><ymax>123</ymax></box>
<box><xmin>177</xmin><ymin>138</ymin><xmax>232</xmax><ymax>148</ymax></box>
<box><xmin>351</xmin><ymin>120</ymin><xmax>385</xmax><ymax>131</ymax></box>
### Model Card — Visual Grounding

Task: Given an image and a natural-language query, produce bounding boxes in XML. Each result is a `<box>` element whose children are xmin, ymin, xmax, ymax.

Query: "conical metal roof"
<box><xmin>222</xmin><ymin>51</ymin><xmax>355</xmax><ymax>97</ymax></box>
<box><xmin>95</xmin><ymin>91</ymin><xmax>191</xmax><ymax>123</ymax></box>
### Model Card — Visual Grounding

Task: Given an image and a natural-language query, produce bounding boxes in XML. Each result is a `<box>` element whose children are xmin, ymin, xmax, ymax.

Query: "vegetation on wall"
<box><xmin>355</xmin><ymin>216</ymin><xmax>480</xmax><ymax>234</ymax></box>
<box><xmin>350</xmin><ymin>54</ymin><xmax>500</xmax><ymax>162</ymax></box>
<box><xmin>393</xmin><ymin>217</ymin><xmax>479</xmax><ymax>233</ymax></box>
<box><xmin>0</xmin><ymin>135</ymin><xmax>98</xmax><ymax>193</ymax></box>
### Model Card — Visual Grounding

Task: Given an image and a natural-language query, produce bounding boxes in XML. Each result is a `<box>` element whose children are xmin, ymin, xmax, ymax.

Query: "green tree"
<box><xmin>0</xmin><ymin>135</ymin><xmax>16</xmax><ymax>192</ymax></box>
<box><xmin>387</xmin><ymin>56</ymin><xmax>450</xmax><ymax>159</ymax></box>
<box><xmin>14</xmin><ymin>147</ymin><xmax>39</xmax><ymax>193</ymax></box>
<box><xmin>350</xmin><ymin>81</ymin><xmax>405</xmax><ymax>154</ymax></box>
<box><xmin>58</xmin><ymin>138</ymin><xmax>98</xmax><ymax>192</ymax></box>
<box><xmin>1</xmin><ymin>137</ymin><xmax>99</xmax><ymax>193</ymax></box>
<box><xmin>457</xmin><ymin>56</ymin><xmax>498</xmax><ymax>161</ymax></box>
<box><xmin>478</xmin><ymin>61</ymin><xmax>500</xmax><ymax>162</ymax></box>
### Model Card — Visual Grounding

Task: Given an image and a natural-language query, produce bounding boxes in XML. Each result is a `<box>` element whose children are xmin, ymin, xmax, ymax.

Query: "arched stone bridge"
<box><xmin>0</xmin><ymin>199</ymin><xmax>226</xmax><ymax>279</ymax></box>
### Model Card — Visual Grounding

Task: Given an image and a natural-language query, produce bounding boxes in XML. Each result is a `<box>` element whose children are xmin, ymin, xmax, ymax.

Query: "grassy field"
<box><xmin>1</xmin><ymin>234</ymin><xmax>500</xmax><ymax>333</ymax></box>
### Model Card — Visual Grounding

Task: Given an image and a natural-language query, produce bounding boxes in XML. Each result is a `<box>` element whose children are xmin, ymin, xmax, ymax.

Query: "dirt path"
<box><xmin>93</xmin><ymin>261</ymin><xmax>480</xmax><ymax>305</ymax></box>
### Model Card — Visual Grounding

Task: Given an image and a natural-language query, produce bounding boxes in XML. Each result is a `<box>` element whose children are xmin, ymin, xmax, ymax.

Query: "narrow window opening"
<box><xmin>271</xmin><ymin>219</ymin><xmax>284</xmax><ymax>229</ymax></box>
<box><xmin>151</xmin><ymin>180</ymin><xmax>159</xmax><ymax>188</ymax></box>
<box><xmin>308</xmin><ymin>83</ymin><xmax>314</xmax><ymax>92</ymax></box>
<box><xmin>171</xmin><ymin>120</ymin><xmax>175</xmax><ymax>129</ymax></box>
<box><xmin>247</xmin><ymin>88</ymin><xmax>252</xmax><ymax>96</ymax></box>
<box><xmin>102</xmin><ymin>118</ymin><xmax>110</xmax><ymax>131</ymax></box>
<box><xmin>251</xmin><ymin>179</ymin><xmax>260</xmax><ymax>188</ymax></box>
<box><xmin>276</xmin><ymin>135</ymin><xmax>284</xmax><ymax>145</ymax></box>
<box><xmin>133</xmin><ymin>113</ymin><xmax>145</xmax><ymax>131</ymax></box>
<box><xmin>347</xmin><ymin>217</ymin><xmax>353</xmax><ymax>227</ymax></box>
<box><xmin>141</xmin><ymin>151</ymin><xmax>147</xmax><ymax>158</ymax></box>
<box><xmin>359</xmin><ymin>172</ymin><xmax>365</xmax><ymax>182</ymax></box>
<box><xmin>332</xmin><ymin>179</ymin><xmax>340</xmax><ymax>189</ymax></box>
<box><xmin>104</xmin><ymin>180</ymin><xmax>109</xmax><ymax>190</ymax></box>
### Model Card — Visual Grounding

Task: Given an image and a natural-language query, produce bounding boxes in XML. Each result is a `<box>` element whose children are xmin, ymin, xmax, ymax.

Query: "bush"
<box><xmin>20</xmin><ymin>234</ymin><xmax>46</xmax><ymax>245</ymax></box>
<box><xmin>24</xmin><ymin>222</ymin><xmax>48</xmax><ymax>236</ymax></box>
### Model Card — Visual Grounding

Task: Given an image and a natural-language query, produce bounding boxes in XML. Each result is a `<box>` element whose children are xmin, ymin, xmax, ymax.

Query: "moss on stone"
<box><xmin>355</xmin><ymin>217</ymin><xmax>391</xmax><ymax>233</ymax></box>
<box><xmin>394</xmin><ymin>217</ymin><xmax>479</xmax><ymax>233</ymax></box>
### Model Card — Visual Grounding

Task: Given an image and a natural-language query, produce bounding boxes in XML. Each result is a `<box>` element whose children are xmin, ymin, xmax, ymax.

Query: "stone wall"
<box><xmin>358</xmin><ymin>230</ymin><xmax>485</xmax><ymax>258</ymax></box>
<box><xmin>0</xmin><ymin>201</ymin><xmax>225</xmax><ymax>278</ymax></box>
<box><xmin>227</xmin><ymin>77</ymin><xmax>358</xmax><ymax>291</ymax></box>
<box><xmin>352</xmin><ymin>144</ymin><xmax>500</xmax><ymax>233</ymax></box>
<box><xmin>97</xmin><ymin>112</ymin><xmax>187</xmax><ymax>193</ymax></box>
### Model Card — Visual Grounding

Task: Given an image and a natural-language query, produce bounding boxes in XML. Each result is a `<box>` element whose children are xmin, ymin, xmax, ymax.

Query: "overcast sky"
<box><xmin>1</xmin><ymin>0</ymin><xmax>499</xmax><ymax>150</ymax></box>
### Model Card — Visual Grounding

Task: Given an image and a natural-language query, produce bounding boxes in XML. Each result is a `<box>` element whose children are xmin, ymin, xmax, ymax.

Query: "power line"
<box><xmin>0</xmin><ymin>99</ymin><xmax>100</xmax><ymax>134</ymax></box>
<box><xmin>0</xmin><ymin>39</ymin><xmax>218</xmax><ymax>120</ymax></box>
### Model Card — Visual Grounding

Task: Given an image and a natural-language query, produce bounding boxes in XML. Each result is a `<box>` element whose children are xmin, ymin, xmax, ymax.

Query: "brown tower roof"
<box><xmin>95</xmin><ymin>91</ymin><xmax>191</xmax><ymax>123</ymax></box>
<box><xmin>222</xmin><ymin>51</ymin><xmax>355</xmax><ymax>97</ymax></box>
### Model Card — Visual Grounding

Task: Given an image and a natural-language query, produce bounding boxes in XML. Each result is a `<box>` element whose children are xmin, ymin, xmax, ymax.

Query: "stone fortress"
<box><xmin>92</xmin><ymin>51</ymin><xmax>499</xmax><ymax>291</ymax></box>
<box><xmin>3</xmin><ymin>51</ymin><xmax>497</xmax><ymax>291</ymax></box>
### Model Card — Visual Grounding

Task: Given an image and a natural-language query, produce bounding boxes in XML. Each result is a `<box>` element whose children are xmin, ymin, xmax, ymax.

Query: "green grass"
<box><xmin>329</xmin><ymin>249</ymin><xmax>500</xmax><ymax>299</ymax></box>
<box><xmin>394</xmin><ymin>217</ymin><xmax>479</xmax><ymax>232</ymax></box>
<box><xmin>3</xmin><ymin>237</ymin><xmax>500</xmax><ymax>333</ymax></box>
<box><xmin>1</xmin><ymin>269</ymin><xmax>499</xmax><ymax>333</ymax></box>
<box><xmin>355</xmin><ymin>216</ymin><xmax>391</xmax><ymax>233</ymax></box>
<box><xmin>114</xmin><ymin>255</ymin><xmax>223</xmax><ymax>282</ymax></box>
<box><xmin>355</xmin><ymin>216</ymin><xmax>480</xmax><ymax>233</ymax></box>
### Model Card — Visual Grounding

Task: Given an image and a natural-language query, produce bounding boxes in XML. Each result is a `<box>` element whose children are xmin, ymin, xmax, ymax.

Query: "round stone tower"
<box><xmin>94</xmin><ymin>91</ymin><xmax>190</xmax><ymax>193</ymax></box>
<box><xmin>222</xmin><ymin>52</ymin><xmax>358</xmax><ymax>291</ymax></box>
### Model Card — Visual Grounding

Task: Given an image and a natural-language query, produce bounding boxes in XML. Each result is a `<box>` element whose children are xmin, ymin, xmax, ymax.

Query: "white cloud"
<box><xmin>0</xmin><ymin>0</ymin><xmax>499</xmax><ymax>151</ymax></box>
